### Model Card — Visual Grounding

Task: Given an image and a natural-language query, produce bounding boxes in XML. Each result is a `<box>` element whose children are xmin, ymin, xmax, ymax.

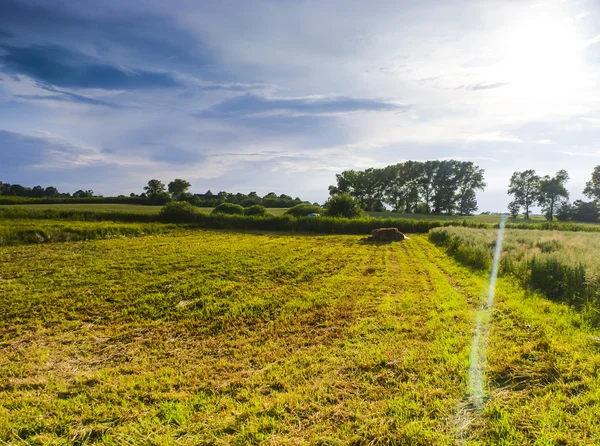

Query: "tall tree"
<box><xmin>507</xmin><ymin>170</ymin><xmax>540</xmax><ymax>219</ymax></box>
<box><xmin>538</xmin><ymin>170</ymin><xmax>569</xmax><ymax>221</ymax></box>
<box><xmin>455</xmin><ymin>162</ymin><xmax>486</xmax><ymax>216</ymax></box>
<box><xmin>401</xmin><ymin>161</ymin><xmax>422</xmax><ymax>213</ymax></box>
<box><xmin>583</xmin><ymin>165</ymin><xmax>600</xmax><ymax>202</ymax></box>
<box><xmin>30</xmin><ymin>185</ymin><xmax>45</xmax><ymax>198</ymax></box>
<box><xmin>416</xmin><ymin>160</ymin><xmax>439</xmax><ymax>213</ymax></box>
<box><xmin>382</xmin><ymin>164</ymin><xmax>406</xmax><ymax>212</ymax></box>
<box><xmin>145</xmin><ymin>179</ymin><xmax>167</xmax><ymax>198</ymax></box>
<box><xmin>168</xmin><ymin>179</ymin><xmax>191</xmax><ymax>199</ymax></box>
<box><xmin>432</xmin><ymin>160</ymin><xmax>458</xmax><ymax>214</ymax></box>
<box><xmin>43</xmin><ymin>186</ymin><xmax>59</xmax><ymax>198</ymax></box>
<box><xmin>508</xmin><ymin>201</ymin><xmax>521</xmax><ymax>218</ymax></box>
<box><xmin>9</xmin><ymin>184</ymin><xmax>27</xmax><ymax>196</ymax></box>
<box><xmin>572</xmin><ymin>200</ymin><xmax>599</xmax><ymax>222</ymax></box>
<box><xmin>73</xmin><ymin>190</ymin><xmax>94</xmax><ymax>198</ymax></box>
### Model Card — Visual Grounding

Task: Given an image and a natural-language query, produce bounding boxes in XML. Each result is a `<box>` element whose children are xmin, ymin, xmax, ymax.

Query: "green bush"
<box><xmin>159</xmin><ymin>201</ymin><xmax>201</xmax><ymax>223</ymax></box>
<box><xmin>325</xmin><ymin>194</ymin><xmax>363</xmax><ymax>218</ymax></box>
<box><xmin>284</xmin><ymin>203</ymin><xmax>322</xmax><ymax>217</ymax></box>
<box><xmin>244</xmin><ymin>205</ymin><xmax>268</xmax><ymax>216</ymax></box>
<box><xmin>212</xmin><ymin>203</ymin><xmax>244</xmax><ymax>215</ymax></box>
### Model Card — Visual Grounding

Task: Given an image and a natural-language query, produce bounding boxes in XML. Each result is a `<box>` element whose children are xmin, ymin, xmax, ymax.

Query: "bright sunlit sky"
<box><xmin>2</xmin><ymin>0</ymin><xmax>600</xmax><ymax>211</ymax></box>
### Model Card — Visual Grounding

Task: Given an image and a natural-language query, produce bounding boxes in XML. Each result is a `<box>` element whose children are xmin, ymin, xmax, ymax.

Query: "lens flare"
<box><xmin>468</xmin><ymin>215</ymin><xmax>506</xmax><ymax>409</ymax></box>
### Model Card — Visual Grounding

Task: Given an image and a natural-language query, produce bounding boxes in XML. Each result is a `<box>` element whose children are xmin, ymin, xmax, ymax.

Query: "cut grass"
<box><xmin>1</xmin><ymin>230</ymin><xmax>599</xmax><ymax>444</ymax></box>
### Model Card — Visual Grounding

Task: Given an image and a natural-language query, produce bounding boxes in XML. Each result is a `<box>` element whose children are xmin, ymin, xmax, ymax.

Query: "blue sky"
<box><xmin>2</xmin><ymin>0</ymin><xmax>600</xmax><ymax>210</ymax></box>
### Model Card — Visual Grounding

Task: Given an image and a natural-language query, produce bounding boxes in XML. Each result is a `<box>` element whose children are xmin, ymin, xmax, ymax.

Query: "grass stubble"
<box><xmin>0</xmin><ymin>228</ymin><xmax>598</xmax><ymax>444</ymax></box>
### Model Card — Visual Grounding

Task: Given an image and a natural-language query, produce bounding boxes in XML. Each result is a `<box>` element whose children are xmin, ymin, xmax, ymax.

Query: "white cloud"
<box><xmin>553</xmin><ymin>149</ymin><xmax>600</xmax><ymax>157</ymax></box>
<box><xmin>583</xmin><ymin>34</ymin><xmax>600</xmax><ymax>49</ymax></box>
<box><xmin>538</xmin><ymin>139</ymin><xmax>557</xmax><ymax>145</ymax></box>
<box><xmin>458</xmin><ymin>132</ymin><xmax>523</xmax><ymax>143</ymax></box>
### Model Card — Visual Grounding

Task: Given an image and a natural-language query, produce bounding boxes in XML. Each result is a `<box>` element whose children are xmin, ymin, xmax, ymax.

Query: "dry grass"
<box><xmin>1</xmin><ymin>229</ymin><xmax>599</xmax><ymax>444</ymax></box>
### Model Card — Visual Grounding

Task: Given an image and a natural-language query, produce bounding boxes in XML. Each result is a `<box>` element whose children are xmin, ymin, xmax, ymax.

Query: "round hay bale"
<box><xmin>371</xmin><ymin>228</ymin><xmax>407</xmax><ymax>242</ymax></box>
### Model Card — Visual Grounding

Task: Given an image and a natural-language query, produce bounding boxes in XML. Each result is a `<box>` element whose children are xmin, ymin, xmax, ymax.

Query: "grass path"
<box><xmin>1</xmin><ymin>231</ymin><xmax>598</xmax><ymax>444</ymax></box>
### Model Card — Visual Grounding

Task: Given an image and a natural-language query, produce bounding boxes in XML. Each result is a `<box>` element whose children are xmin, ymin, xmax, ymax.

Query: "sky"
<box><xmin>2</xmin><ymin>0</ymin><xmax>600</xmax><ymax>211</ymax></box>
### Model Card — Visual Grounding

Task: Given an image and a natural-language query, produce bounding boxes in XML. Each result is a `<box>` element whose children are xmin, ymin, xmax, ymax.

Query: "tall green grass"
<box><xmin>0</xmin><ymin>220</ymin><xmax>178</xmax><ymax>246</ymax></box>
<box><xmin>504</xmin><ymin>221</ymin><xmax>600</xmax><ymax>232</ymax></box>
<box><xmin>430</xmin><ymin>227</ymin><xmax>600</xmax><ymax>325</ymax></box>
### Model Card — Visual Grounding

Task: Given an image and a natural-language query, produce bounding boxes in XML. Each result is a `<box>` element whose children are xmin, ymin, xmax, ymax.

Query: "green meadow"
<box><xmin>1</xmin><ymin>221</ymin><xmax>599</xmax><ymax>444</ymax></box>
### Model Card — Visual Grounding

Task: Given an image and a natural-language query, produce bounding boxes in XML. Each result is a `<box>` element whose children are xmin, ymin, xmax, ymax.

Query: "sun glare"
<box><xmin>494</xmin><ymin>6</ymin><xmax>587</xmax><ymax>105</ymax></box>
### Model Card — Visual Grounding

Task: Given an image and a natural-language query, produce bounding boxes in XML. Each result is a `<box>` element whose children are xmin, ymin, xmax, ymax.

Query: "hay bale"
<box><xmin>371</xmin><ymin>227</ymin><xmax>407</xmax><ymax>242</ymax></box>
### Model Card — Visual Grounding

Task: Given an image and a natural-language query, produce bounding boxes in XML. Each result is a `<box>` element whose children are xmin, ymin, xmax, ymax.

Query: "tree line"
<box><xmin>507</xmin><ymin>166</ymin><xmax>600</xmax><ymax>222</ymax></box>
<box><xmin>328</xmin><ymin>160</ymin><xmax>486</xmax><ymax>215</ymax></box>
<box><xmin>142</xmin><ymin>178</ymin><xmax>311</xmax><ymax>208</ymax></box>
<box><xmin>0</xmin><ymin>179</ymin><xmax>310</xmax><ymax>208</ymax></box>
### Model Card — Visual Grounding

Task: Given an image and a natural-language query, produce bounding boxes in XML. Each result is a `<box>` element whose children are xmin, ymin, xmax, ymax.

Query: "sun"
<box><xmin>492</xmin><ymin>5</ymin><xmax>588</xmax><ymax>106</ymax></box>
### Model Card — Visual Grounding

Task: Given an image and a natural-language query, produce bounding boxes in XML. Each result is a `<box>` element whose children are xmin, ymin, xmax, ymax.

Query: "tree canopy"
<box><xmin>168</xmin><ymin>179</ymin><xmax>191</xmax><ymax>199</ymax></box>
<box><xmin>507</xmin><ymin>170</ymin><xmax>541</xmax><ymax>219</ymax></box>
<box><xmin>329</xmin><ymin>160</ymin><xmax>486</xmax><ymax>215</ymax></box>
<box><xmin>538</xmin><ymin>170</ymin><xmax>569</xmax><ymax>221</ymax></box>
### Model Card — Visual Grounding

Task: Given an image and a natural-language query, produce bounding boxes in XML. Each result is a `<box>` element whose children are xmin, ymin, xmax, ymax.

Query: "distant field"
<box><xmin>2</xmin><ymin>203</ymin><xmax>165</xmax><ymax>213</ymax></box>
<box><xmin>1</xmin><ymin>203</ymin><xmax>289</xmax><ymax>216</ymax></box>
<box><xmin>0</xmin><ymin>219</ymin><xmax>179</xmax><ymax>245</ymax></box>
<box><xmin>1</xmin><ymin>204</ymin><xmax>538</xmax><ymax>222</ymax></box>
<box><xmin>366</xmin><ymin>211</ymin><xmax>550</xmax><ymax>224</ymax></box>
<box><xmin>1</xmin><ymin>229</ymin><xmax>599</xmax><ymax>443</ymax></box>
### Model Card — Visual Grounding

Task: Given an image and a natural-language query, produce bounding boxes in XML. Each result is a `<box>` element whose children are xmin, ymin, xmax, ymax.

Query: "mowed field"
<box><xmin>1</xmin><ymin>229</ymin><xmax>599</xmax><ymax>444</ymax></box>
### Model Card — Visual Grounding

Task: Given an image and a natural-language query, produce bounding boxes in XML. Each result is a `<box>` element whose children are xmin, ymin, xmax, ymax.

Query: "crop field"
<box><xmin>1</xmin><ymin>227</ymin><xmax>599</xmax><ymax>444</ymax></box>
<box><xmin>0</xmin><ymin>204</ymin><xmax>289</xmax><ymax>216</ymax></box>
<box><xmin>1</xmin><ymin>203</ymin><xmax>165</xmax><ymax>214</ymax></box>
<box><xmin>0</xmin><ymin>219</ymin><xmax>182</xmax><ymax>246</ymax></box>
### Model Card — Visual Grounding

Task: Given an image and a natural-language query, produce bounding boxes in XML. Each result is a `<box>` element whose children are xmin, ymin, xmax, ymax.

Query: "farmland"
<box><xmin>1</xmin><ymin>203</ymin><xmax>288</xmax><ymax>216</ymax></box>
<box><xmin>1</xmin><ymin>226</ymin><xmax>599</xmax><ymax>444</ymax></box>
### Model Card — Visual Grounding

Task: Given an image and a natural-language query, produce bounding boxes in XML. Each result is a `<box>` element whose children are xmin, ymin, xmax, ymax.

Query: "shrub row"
<box><xmin>0</xmin><ymin>204</ymin><xmax>489</xmax><ymax>234</ymax></box>
<box><xmin>159</xmin><ymin>203</ymin><xmax>488</xmax><ymax>233</ymax></box>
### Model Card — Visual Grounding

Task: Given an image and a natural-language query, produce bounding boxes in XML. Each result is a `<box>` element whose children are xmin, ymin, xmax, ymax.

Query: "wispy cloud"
<box><xmin>553</xmin><ymin>149</ymin><xmax>600</xmax><ymax>157</ymax></box>
<box><xmin>440</xmin><ymin>156</ymin><xmax>499</xmax><ymax>162</ymax></box>
<box><xmin>460</xmin><ymin>82</ymin><xmax>509</xmax><ymax>91</ymax></box>
<box><xmin>583</xmin><ymin>34</ymin><xmax>600</xmax><ymax>49</ymax></box>
<box><xmin>1</xmin><ymin>0</ymin><xmax>600</xmax><ymax>210</ymax></box>
<box><xmin>458</xmin><ymin>132</ymin><xmax>523</xmax><ymax>143</ymax></box>
<box><xmin>197</xmin><ymin>94</ymin><xmax>409</xmax><ymax>118</ymax></box>
<box><xmin>0</xmin><ymin>44</ymin><xmax>180</xmax><ymax>90</ymax></box>
<box><xmin>581</xmin><ymin>117</ymin><xmax>600</xmax><ymax>127</ymax></box>
<box><xmin>0</xmin><ymin>129</ymin><xmax>105</xmax><ymax>169</ymax></box>
<box><xmin>14</xmin><ymin>85</ymin><xmax>124</xmax><ymax>109</ymax></box>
